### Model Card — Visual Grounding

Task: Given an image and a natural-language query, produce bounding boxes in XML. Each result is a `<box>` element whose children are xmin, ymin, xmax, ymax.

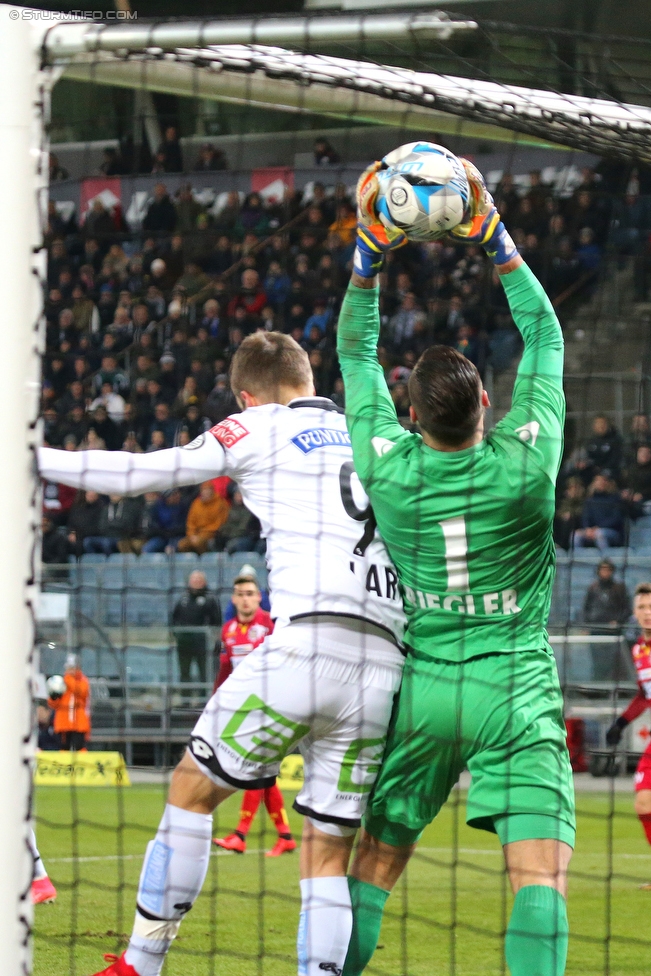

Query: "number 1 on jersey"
<box><xmin>439</xmin><ymin>516</ymin><xmax>469</xmax><ymax>591</ymax></box>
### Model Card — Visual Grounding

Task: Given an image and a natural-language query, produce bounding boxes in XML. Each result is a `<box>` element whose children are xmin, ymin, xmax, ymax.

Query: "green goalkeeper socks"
<box><xmin>505</xmin><ymin>885</ymin><xmax>569</xmax><ymax>976</ymax></box>
<box><xmin>342</xmin><ymin>877</ymin><xmax>390</xmax><ymax>976</ymax></box>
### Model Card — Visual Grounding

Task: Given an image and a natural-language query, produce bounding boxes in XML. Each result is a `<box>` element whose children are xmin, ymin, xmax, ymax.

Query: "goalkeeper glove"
<box><xmin>450</xmin><ymin>159</ymin><xmax>519</xmax><ymax>266</ymax></box>
<box><xmin>605</xmin><ymin>716</ymin><xmax>628</xmax><ymax>746</ymax></box>
<box><xmin>354</xmin><ymin>160</ymin><xmax>408</xmax><ymax>279</ymax></box>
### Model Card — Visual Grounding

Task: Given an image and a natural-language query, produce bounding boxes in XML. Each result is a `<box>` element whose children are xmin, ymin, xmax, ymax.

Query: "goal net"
<box><xmin>10</xmin><ymin>6</ymin><xmax>651</xmax><ymax>975</ymax></box>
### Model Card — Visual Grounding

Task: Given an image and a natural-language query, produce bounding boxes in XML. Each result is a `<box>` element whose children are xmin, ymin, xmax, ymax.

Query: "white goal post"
<box><xmin>0</xmin><ymin>7</ymin><xmax>51</xmax><ymax>975</ymax></box>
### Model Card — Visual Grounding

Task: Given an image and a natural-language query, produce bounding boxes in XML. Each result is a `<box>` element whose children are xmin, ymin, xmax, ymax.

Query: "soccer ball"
<box><xmin>46</xmin><ymin>674</ymin><xmax>66</xmax><ymax>700</ymax></box>
<box><xmin>375</xmin><ymin>142</ymin><xmax>470</xmax><ymax>242</ymax></box>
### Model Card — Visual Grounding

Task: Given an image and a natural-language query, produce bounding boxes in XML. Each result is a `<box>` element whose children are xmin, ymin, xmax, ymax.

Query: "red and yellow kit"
<box><xmin>622</xmin><ymin>636</ymin><xmax>651</xmax><ymax>791</ymax></box>
<box><xmin>213</xmin><ymin>608</ymin><xmax>274</xmax><ymax>693</ymax></box>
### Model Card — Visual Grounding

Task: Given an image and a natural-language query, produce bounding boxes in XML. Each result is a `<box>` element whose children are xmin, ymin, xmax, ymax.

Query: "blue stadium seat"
<box><xmin>107</xmin><ymin>552</ymin><xmax>137</xmax><ymax>564</ymax></box>
<box><xmin>80</xmin><ymin>553</ymin><xmax>107</xmax><ymax>564</ymax></box>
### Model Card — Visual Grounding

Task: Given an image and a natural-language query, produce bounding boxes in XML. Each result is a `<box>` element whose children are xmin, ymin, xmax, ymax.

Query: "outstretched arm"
<box><xmin>337</xmin><ymin>276</ymin><xmax>410</xmax><ymax>488</ymax></box>
<box><xmin>448</xmin><ymin>159</ymin><xmax>564</xmax><ymax>480</ymax></box>
<box><xmin>38</xmin><ymin>434</ymin><xmax>226</xmax><ymax>497</ymax></box>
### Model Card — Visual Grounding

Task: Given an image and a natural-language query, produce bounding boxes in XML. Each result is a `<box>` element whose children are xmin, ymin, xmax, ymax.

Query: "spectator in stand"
<box><xmin>143</xmin><ymin>488</ymin><xmax>188</xmax><ymax>553</ymax></box>
<box><xmin>149</xmin><ymin>401</ymin><xmax>179</xmax><ymax>448</ymax></box>
<box><xmin>573</xmin><ymin>474</ymin><xmax>627</xmax><ymax>550</ymax></box>
<box><xmin>92</xmin><ymin>354</ymin><xmax>129</xmax><ymax>398</ymax></box>
<box><xmin>128</xmin><ymin>492</ymin><xmax>162</xmax><ymax>554</ymax></box>
<box><xmin>67</xmin><ymin>490</ymin><xmax>104</xmax><ymax>558</ymax></box>
<box><xmin>49</xmin><ymin>153</ymin><xmax>69</xmax><ymax>182</ymax></box>
<box><xmin>87</xmin><ymin>404</ymin><xmax>121</xmax><ymax>451</ymax></box>
<box><xmin>328</xmin><ymin>201</ymin><xmax>357</xmax><ymax>247</ymax></box>
<box><xmin>554</xmin><ymin>476</ymin><xmax>586</xmax><ymax>550</ymax></box>
<box><xmin>576</xmin><ymin>226</ymin><xmax>602</xmax><ymax>272</ymax></box>
<box><xmin>204</xmin><ymin>374</ymin><xmax>238</xmax><ymax>426</ymax></box>
<box><xmin>156</xmin><ymin>126</ymin><xmax>183</xmax><ymax>173</ymax></box>
<box><xmin>90</xmin><ymin>380</ymin><xmax>126</xmax><ymax>423</ymax></box>
<box><xmin>227</xmin><ymin>269</ymin><xmax>267</xmax><ymax>327</ymax></box>
<box><xmin>240</xmin><ymin>193</ymin><xmax>269</xmax><ymax>237</ymax></box>
<box><xmin>142</xmin><ymin>183</ymin><xmax>178</xmax><ymax>235</ymax></box>
<box><xmin>84</xmin><ymin>198</ymin><xmax>114</xmax><ymax>240</ymax></box>
<box><xmin>388</xmin><ymin>292</ymin><xmax>425</xmax><ymax>352</ymax></box>
<box><xmin>623</xmin><ymin>445</ymin><xmax>651</xmax><ymax>503</ymax></box>
<box><xmin>303</xmin><ymin>299</ymin><xmax>332</xmax><ymax>341</ymax></box>
<box><xmin>585</xmin><ymin>414</ymin><xmax>623</xmax><ymax>480</ymax></box>
<box><xmin>264</xmin><ymin>261</ymin><xmax>292</xmax><ymax>312</ymax></box>
<box><xmin>212</xmin><ymin>488</ymin><xmax>259</xmax><ymax>554</ymax></box>
<box><xmin>313</xmin><ymin>137</ymin><xmax>340</xmax><ymax>166</ymax></box>
<box><xmin>177</xmin><ymin>481</ymin><xmax>230</xmax><ymax>554</ymax></box>
<box><xmin>582</xmin><ymin>558</ymin><xmax>631</xmax><ymax>679</ymax></box>
<box><xmin>83</xmin><ymin>493</ymin><xmax>142</xmax><ymax>555</ymax></box>
<box><xmin>62</xmin><ymin>404</ymin><xmax>89</xmax><ymax>448</ymax></box>
<box><xmin>41</xmin><ymin>515</ymin><xmax>68</xmax><ymax>571</ymax></box>
<box><xmin>171</xmin><ymin>570</ymin><xmax>222</xmax><ymax>687</ymax></box>
<box><xmin>494</xmin><ymin>172</ymin><xmax>520</xmax><ymax>215</ymax></box>
<box><xmin>193</xmin><ymin>143</ymin><xmax>227</xmax><ymax>171</ymax></box>
<box><xmin>175</xmin><ymin>185</ymin><xmax>204</xmax><ymax>234</ymax></box>
<box><xmin>625</xmin><ymin>413</ymin><xmax>651</xmax><ymax>466</ymax></box>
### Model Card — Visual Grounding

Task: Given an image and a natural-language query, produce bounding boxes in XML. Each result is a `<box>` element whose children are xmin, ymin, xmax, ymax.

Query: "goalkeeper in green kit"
<box><xmin>336</xmin><ymin>158</ymin><xmax>575</xmax><ymax>976</ymax></box>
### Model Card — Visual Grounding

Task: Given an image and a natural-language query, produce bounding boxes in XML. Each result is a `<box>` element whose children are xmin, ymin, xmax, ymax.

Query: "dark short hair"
<box><xmin>635</xmin><ymin>583</ymin><xmax>651</xmax><ymax>598</ymax></box>
<box><xmin>233</xmin><ymin>574</ymin><xmax>259</xmax><ymax>589</ymax></box>
<box><xmin>230</xmin><ymin>331</ymin><xmax>312</xmax><ymax>401</ymax></box>
<box><xmin>408</xmin><ymin>345</ymin><xmax>482</xmax><ymax>446</ymax></box>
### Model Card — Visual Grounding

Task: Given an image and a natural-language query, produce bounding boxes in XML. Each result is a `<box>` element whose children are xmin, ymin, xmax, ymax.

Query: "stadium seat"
<box><xmin>80</xmin><ymin>553</ymin><xmax>107</xmax><ymax>564</ymax></box>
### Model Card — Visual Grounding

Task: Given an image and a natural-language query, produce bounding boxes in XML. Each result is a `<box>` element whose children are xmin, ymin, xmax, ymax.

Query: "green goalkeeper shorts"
<box><xmin>364</xmin><ymin>646</ymin><xmax>576</xmax><ymax>849</ymax></box>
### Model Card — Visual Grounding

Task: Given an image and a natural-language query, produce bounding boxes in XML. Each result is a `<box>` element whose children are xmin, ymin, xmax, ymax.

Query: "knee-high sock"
<box><xmin>236</xmin><ymin>789</ymin><xmax>263</xmax><ymax>836</ymax></box>
<box><xmin>505</xmin><ymin>885</ymin><xmax>569</xmax><ymax>976</ymax></box>
<box><xmin>264</xmin><ymin>784</ymin><xmax>292</xmax><ymax>838</ymax></box>
<box><xmin>342</xmin><ymin>877</ymin><xmax>390</xmax><ymax>976</ymax></box>
<box><xmin>125</xmin><ymin>804</ymin><xmax>212</xmax><ymax>976</ymax></box>
<box><xmin>639</xmin><ymin>813</ymin><xmax>651</xmax><ymax>846</ymax></box>
<box><xmin>28</xmin><ymin>828</ymin><xmax>47</xmax><ymax>881</ymax></box>
<box><xmin>297</xmin><ymin>877</ymin><xmax>352</xmax><ymax>976</ymax></box>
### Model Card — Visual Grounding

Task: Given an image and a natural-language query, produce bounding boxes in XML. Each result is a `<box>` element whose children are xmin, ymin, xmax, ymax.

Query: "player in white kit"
<box><xmin>38</xmin><ymin>331</ymin><xmax>405</xmax><ymax>976</ymax></box>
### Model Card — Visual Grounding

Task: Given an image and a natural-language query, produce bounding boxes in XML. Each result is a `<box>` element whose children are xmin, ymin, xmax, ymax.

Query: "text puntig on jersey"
<box><xmin>403</xmin><ymin>587</ymin><xmax>521</xmax><ymax>616</ymax></box>
<box><xmin>291</xmin><ymin>428</ymin><xmax>351</xmax><ymax>454</ymax></box>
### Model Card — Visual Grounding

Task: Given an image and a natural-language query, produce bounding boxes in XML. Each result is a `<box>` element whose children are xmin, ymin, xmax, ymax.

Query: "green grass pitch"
<box><xmin>33</xmin><ymin>784</ymin><xmax>649</xmax><ymax>976</ymax></box>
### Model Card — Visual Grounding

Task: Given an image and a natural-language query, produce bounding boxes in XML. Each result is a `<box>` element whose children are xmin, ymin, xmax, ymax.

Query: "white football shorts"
<box><xmin>188</xmin><ymin>617</ymin><xmax>404</xmax><ymax>827</ymax></box>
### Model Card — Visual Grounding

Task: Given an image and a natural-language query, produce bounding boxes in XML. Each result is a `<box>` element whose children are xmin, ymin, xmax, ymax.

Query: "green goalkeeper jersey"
<box><xmin>337</xmin><ymin>262</ymin><xmax>564</xmax><ymax>662</ymax></box>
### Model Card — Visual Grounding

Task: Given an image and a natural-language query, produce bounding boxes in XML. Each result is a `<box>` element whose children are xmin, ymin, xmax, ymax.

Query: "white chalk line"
<box><xmin>47</xmin><ymin>845</ymin><xmax>651</xmax><ymax>864</ymax></box>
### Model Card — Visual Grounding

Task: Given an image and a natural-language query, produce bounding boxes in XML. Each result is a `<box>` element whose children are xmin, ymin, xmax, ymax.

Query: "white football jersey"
<box><xmin>38</xmin><ymin>397</ymin><xmax>405</xmax><ymax>643</ymax></box>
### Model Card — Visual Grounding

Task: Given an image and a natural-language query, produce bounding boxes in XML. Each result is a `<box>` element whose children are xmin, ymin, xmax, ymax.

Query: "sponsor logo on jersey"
<box><xmin>189</xmin><ymin>735</ymin><xmax>217</xmax><ymax>764</ymax></box>
<box><xmin>291</xmin><ymin>427</ymin><xmax>351</xmax><ymax>454</ymax></box>
<box><xmin>210</xmin><ymin>418</ymin><xmax>249</xmax><ymax>448</ymax></box>
<box><xmin>515</xmin><ymin>421</ymin><xmax>540</xmax><ymax>447</ymax></box>
<box><xmin>371</xmin><ymin>436</ymin><xmax>396</xmax><ymax>457</ymax></box>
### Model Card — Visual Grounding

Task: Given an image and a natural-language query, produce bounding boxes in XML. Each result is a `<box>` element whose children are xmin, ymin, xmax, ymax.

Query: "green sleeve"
<box><xmin>489</xmin><ymin>261</ymin><xmax>565</xmax><ymax>481</ymax></box>
<box><xmin>337</xmin><ymin>281</ymin><xmax>409</xmax><ymax>486</ymax></box>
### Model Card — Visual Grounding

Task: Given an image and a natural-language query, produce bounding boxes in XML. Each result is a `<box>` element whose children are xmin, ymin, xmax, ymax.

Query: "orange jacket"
<box><xmin>48</xmin><ymin>670</ymin><xmax>91</xmax><ymax>735</ymax></box>
<box><xmin>186</xmin><ymin>494</ymin><xmax>229</xmax><ymax>537</ymax></box>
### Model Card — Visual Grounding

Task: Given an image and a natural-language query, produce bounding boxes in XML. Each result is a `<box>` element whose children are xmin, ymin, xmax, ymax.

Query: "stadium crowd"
<box><xmin>41</xmin><ymin>160</ymin><xmax>629</xmax><ymax>558</ymax></box>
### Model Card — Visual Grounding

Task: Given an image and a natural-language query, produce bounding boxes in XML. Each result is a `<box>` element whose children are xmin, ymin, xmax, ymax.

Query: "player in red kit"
<box><xmin>212</xmin><ymin>573</ymin><xmax>297</xmax><ymax>857</ymax></box>
<box><xmin>606</xmin><ymin>582</ymin><xmax>651</xmax><ymax>875</ymax></box>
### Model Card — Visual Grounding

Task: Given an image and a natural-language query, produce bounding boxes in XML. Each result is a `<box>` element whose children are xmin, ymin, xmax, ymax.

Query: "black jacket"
<box><xmin>171</xmin><ymin>588</ymin><xmax>222</xmax><ymax>652</ymax></box>
<box><xmin>583</xmin><ymin>579</ymin><xmax>631</xmax><ymax>626</ymax></box>
<box><xmin>171</xmin><ymin>588</ymin><xmax>221</xmax><ymax>628</ymax></box>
